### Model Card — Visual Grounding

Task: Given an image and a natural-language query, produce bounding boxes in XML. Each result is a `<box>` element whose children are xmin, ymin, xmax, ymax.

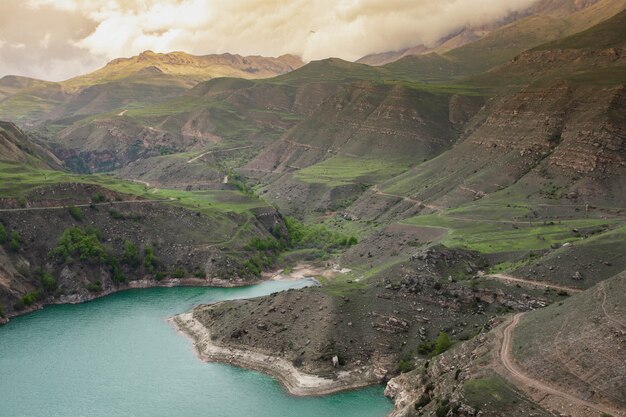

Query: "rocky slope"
<box><xmin>384</xmin><ymin>270</ymin><xmax>626</xmax><ymax>417</ymax></box>
<box><xmin>174</xmin><ymin>245</ymin><xmax>559</xmax><ymax>397</ymax></box>
<box><xmin>0</xmin><ymin>181</ymin><xmax>285</xmax><ymax>323</ymax></box>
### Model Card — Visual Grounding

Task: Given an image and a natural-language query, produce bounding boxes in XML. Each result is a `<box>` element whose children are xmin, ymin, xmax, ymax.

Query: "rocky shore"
<box><xmin>171</xmin><ymin>311</ymin><xmax>384</xmax><ymax>396</ymax></box>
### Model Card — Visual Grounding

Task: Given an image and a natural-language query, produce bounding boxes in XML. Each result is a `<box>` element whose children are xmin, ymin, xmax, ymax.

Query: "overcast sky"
<box><xmin>0</xmin><ymin>0</ymin><xmax>539</xmax><ymax>81</ymax></box>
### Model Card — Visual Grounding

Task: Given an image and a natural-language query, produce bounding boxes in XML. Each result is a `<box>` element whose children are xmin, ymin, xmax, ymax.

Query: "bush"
<box><xmin>0</xmin><ymin>223</ymin><xmax>6</xmax><ymax>243</ymax></box>
<box><xmin>397</xmin><ymin>359</ymin><xmax>415</xmax><ymax>373</ymax></box>
<box><xmin>9</xmin><ymin>231</ymin><xmax>20</xmax><ymax>251</ymax></box>
<box><xmin>86</xmin><ymin>281</ymin><xmax>103</xmax><ymax>292</ymax></box>
<box><xmin>172</xmin><ymin>268</ymin><xmax>185</xmax><ymax>279</ymax></box>
<box><xmin>245</xmin><ymin>236</ymin><xmax>283</xmax><ymax>252</ymax></box>
<box><xmin>418</xmin><ymin>332</ymin><xmax>454</xmax><ymax>358</ymax></box>
<box><xmin>53</xmin><ymin>227</ymin><xmax>106</xmax><ymax>263</ymax></box>
<box><xmin>21</xmin><ymin>290</ymin><xmax>41</xmax><ymax>306</ymax></box>
<box><xmin>143</xmin><ymin>246</ymin><xmax>159</xmax><ymax>272</ymax></box>
<box><xmin>435</xmin><ymin>403</ymin><xmax>450</xmax><ymax>417</ymax></box>
<box><xmin>122</xmin><ymin>241</ymin><xmax>140</xmax><ymax>268</ymax></box>
<box><xmin>68</xmin><ymin>205</ymin><xmax>84</xmax><ymax>222</ymax></box>
<box><xmin>107</xmin><ymin>257</ymin><xmax>126</xmax><ymax>283</ymax></box>
<box><xmin>18</xmin><ymin>196</ymin><xmax>26</xmax><ymax>208</ymax></box>
<box><xmin>41</xmin><ymin>272</ymin><xmax>57</xmax><ymax>292</ymax></box>
<box><xmin>108</xmin><ymin>209</ymin><xmax>125</xmax><ymax>220</ymax></box>
<box><xmin>91</xmin><ymin>193</ymin><xmax>106</xmax><ymax>203</ymax></box>
<box><xmin>284</xmin><ymin>216</ymin><xmax>356</xmax><ymax>250</ymax></box>
<box><xmin>0</xmin><ymin>303</ymin><xmax>4</xmax><ymax>317</ymax></box>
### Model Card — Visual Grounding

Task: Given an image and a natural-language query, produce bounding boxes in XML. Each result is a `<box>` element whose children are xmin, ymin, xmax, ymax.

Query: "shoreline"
<box><xmin>2</xmin><ymin>263</ymin><xmax>327</xmax><ymax>324</ymax></box>
<box><xmin>170</xmin><ymin>311</ymin><xmax>384</xmax><ymax>397</ymax></box>
<box><xmin>1</xmin><ymin>277</ymin><xmax>263</xmax><ymax>324</ymax></box>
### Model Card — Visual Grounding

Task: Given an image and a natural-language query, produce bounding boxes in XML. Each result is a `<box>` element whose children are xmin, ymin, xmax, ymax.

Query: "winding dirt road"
<box><xmin>487</xmin><ymin>273</ymin><xmax>582</xmax><ymax>293</ymax></box>
<box><xmin>499</xmin><ymin>313</ymin><xmax>625</xmax><ymax>417</ymax></box>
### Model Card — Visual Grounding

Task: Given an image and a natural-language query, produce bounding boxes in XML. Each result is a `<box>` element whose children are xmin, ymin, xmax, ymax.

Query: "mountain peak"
<box><xmin>67</xmin><ymin>51</ymin><xmax>304</xmax><ymax>87</ymax></box>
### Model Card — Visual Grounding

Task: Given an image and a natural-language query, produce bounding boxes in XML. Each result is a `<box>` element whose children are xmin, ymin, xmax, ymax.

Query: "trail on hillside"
<box><xmin>600</xmin><ymin>280</ymin><xmax>625</xmax><ymax>330</ymax></box>
<box><xmin>186</xmin><ymin>145</ymin><xmax>254</xmax><ymax>164</ymax></box>
<box><xmin>0</xmin><ymin>199</ymin><xmax>160</xmax><ymax>212</ymax></box>
<box><xmin>498</xmin><ymin>313</ymin><xmax>625</xmax><ymax>417</ymax></box>
<box><xmin>487</xmin><ymin>273</ymin><xmax>582</xmax><ymax>293</ymax></box>
<box><xmin>370</xmin><ymin>186</ymin><xmax>443</xmax><ymax>212</ymax></box>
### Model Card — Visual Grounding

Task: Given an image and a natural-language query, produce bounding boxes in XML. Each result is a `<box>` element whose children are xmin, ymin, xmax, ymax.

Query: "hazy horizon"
<box><xmin>0</xmin><ymin>0</ymin><xmax>540</xmax><ymax>82</ymax></box>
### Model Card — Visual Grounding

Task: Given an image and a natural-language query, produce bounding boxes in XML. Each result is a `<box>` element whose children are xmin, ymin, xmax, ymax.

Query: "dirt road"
<box><xmin>500</xmin><ymin>313</ymin><xmax>625</xmax><ymax>417</ymax></box>
<box><xmin>487</xmin><ymin>273</ymin><xmax>582</xmax><ymax>293</ymax></box>
<box><xmin>0</xmin><ymin>199</ymin><xmax>160</xmax><ymax>212</ymax></box>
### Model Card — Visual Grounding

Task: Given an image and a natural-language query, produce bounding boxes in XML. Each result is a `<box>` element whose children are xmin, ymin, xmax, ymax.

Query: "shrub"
<box><xmin>284</xmin><ymin>216</ymin><xmax>356</xmax><ymax>250</ymax></box>
<box><xmin>18</xmin><ymin>196</ymin><xmax>26</xmax><ymax>208</ymax></box>
<box><xmin>435</xmin><ymin>403</ymin><xmax>450</xmax><ymax>417</ymax></box>
<box><xmin>245</xmin><ymin>236</ymin><xmax>283</xmax><ymax>252</ymax></box>
<box><xmin>41</xmin><ymin>272</ymin><xmax>57</xmax><ymax>292</ymax></box>
<box><xmin>9</xmin><ymin>231</ymin><xmax>20</xmax><ymax>251</ymax></box>
<box><xmin>0</xmin><ymin>303</ymin><xmax>4</xmax><ymax>317</ymax></box>
<box><xmin>122</xmin><ymin>241</ymin><xmax>140</xmax><ymax>268</ymax></box>
<box><xmin>21</xmin><ymin>290</ymin><xmax>41</xmax><ymax>306</ymax></box>
<box><xmin>107</xmin><ymin>257</ymin><xmax>126</xmax><ymax>283</ymax></box>
<box><xmin>108</xmin><ymin>209</ymin><xmax>125</xmax><ymax>220</ymax></box>
<box><xmin>91</xmin><ymin>193</ymin><xmax>106</xmax><ymax>203</ymax></box>
<box><xmin>67</xmin><ymin>205</ymin><xmax>84</xmax><ymax>222</ymax></box>
<box><xmin>172</xmin><ymin>268</ymin><xmax>185</xmax><ymax>279</ymax></box>
<box><xmin>53</xmin><ymin>227</ymin><xmax>106</xmax><ymax>263</ymax></box>
<box><xmin>86</xmin><ymin>281</ymin><xmax>102</xmax><ymax>292</ymax></box>
<box><xmin>397</xmin><ymin>359</ymin><xmax>415</xmax><ymax>373</ymax></box>
<box><xmin>418</xmin><ymin>332</ymin><xmax>454</xmax><ymax>358</ymax></box>
<box><xmin>0</xmin><ymin>223</ymin><xmax>6</xmax><ymax>243</ymax></box>
<box><xmin>432</xmin><ymin>332</ymin><xmax>453</xmax><ymax>356</ymax></box>
<box><xmin>143</xmin><ymin>246</ymin><xmax>159</xmax><ymax>272</ymax></box>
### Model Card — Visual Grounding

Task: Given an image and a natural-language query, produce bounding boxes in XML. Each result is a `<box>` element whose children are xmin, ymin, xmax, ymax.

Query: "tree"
<box><xmin>143</xmin><ymin>246</ymin><xmax>159</xmax><ymax>272</ymax></box>
<box><xmin>53</xmin><ymin>227</ymin><xmax>106</xmax><ymax>263</ymax></box>
<box><xmin>122</xmin><ymin>241</ymin><xmax>140</xmax><ymax>268</ymax></box>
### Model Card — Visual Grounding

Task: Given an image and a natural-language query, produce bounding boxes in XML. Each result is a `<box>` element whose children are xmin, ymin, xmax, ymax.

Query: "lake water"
<box><xmin>0</xmin><ymin>280</ymin><xmax>393</xmax><ymax>417</ymax></box>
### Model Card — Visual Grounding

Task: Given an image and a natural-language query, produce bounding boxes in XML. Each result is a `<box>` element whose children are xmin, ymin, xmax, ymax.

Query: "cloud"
<box><xmin>2</xmin><ymin>0</ymin><xmax>540</xmax><ymax>81</ymax></box>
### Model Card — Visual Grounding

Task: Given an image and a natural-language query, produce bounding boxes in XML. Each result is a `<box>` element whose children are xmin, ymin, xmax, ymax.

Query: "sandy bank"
<box><xmin>171</xmin><ymin>312</ymin><xmax>382</xmax><ymax>397</ymax></box>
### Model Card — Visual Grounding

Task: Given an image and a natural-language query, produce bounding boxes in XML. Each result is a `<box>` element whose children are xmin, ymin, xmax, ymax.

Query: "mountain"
<box><xmin>63</xmin><ymin>50</ymin><xmax>305</xmax><ymax>88</ymax></box>
<box><xmin>0</xmin><ymin>52</ymin><xmax>304</xmax><ymax>127</ymax></box>
<box><xmin>357</xmin><ymin>0</ymin><xmax>626</xmax><ymax>70</ymax></box>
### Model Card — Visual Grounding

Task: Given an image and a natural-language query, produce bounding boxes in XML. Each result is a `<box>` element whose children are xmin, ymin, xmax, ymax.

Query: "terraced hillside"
<box><xmin>0</xmin><ymin>123</ymin><xmax>290</xmax><ymax>323</ymax></box>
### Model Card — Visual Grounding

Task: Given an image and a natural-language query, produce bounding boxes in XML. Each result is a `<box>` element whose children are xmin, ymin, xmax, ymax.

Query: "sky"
<box><xmin>0</xmin><ymin>0</ymin><xmax>540</xmax><ymax>81</ymax></box>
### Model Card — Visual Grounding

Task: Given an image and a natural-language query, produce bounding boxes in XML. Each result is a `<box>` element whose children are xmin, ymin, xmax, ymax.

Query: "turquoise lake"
<box><xmin>0</xmin><ymin>280</ymin><xmax>393</xmax><ymax>417</ymax></box>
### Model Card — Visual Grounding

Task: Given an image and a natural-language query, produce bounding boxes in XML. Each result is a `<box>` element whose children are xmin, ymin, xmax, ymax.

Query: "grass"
<box><xmin>295</xmin><ymin>156</ymin><xmax>410</xmax><ymax>187</ymax></box>
<box><xmin>0</xmin><ymin>162</ymin><xmax>269</xmax><ymax>216</ymax></box>
<box><xmin>401</xmin><ymin>213</ymin><xmax>619</xmax><ymax>254</ymax></box>
<box><xmin>462</xmin><ymin>375</ymin><xmax>546</xmax><ymax>413</ymax></box>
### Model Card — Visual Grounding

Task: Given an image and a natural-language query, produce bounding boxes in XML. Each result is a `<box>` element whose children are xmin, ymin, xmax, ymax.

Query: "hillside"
<box><xmin>63</xmin><ymin>51</ymin><xmax>304</xmax><ymax>87</ymax></box>
<box><xmin>383</xmin><ymin>270</ymin><xmax>626</xmax><ymax>417</ymax></box>
<box><xmin>358</xmin><ymin>0</ymin><xmax>626</xmax><ymax>74</ymax></box>
<box><xmin>0</xmin><ymin>121</ymin><xmax>63</xmax><ymax>169</ymax></box>
<box><xmin>0</xmin><ymin>51</ymin><xmax>304</xmax><ymax>127</ymax></box>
